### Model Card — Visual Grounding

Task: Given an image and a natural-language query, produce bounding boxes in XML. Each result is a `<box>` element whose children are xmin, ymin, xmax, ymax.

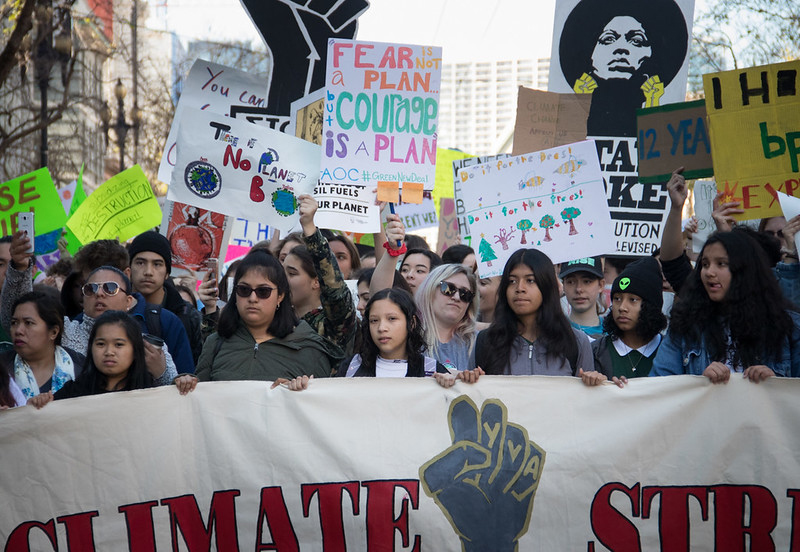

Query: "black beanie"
<box><xmin>611</xmin><ymin>257</ymin><xmax>663</xmax><ymax>309</ymax></box>
<box><xmin>128</xmin><ymin>231</ymin><xmax>172</xmax><ymax>274</ymax></box>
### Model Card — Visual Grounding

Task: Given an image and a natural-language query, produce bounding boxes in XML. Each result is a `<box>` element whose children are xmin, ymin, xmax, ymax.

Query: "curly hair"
<box><xmin>668</xmin><ymin>231</ymin><xmax>794</xmax><ymax>367</ymax></box>
<box><xmin>356</xmin><ymin>288</ymin><xmax>427</xmax><ymax>377</ymax></box>
<box><xmin>482</xmin><ymin>249</ymin><xmax>577</xmax><ymax>375</ymax></box>
<box><xmin>74</xmin><ymin>240</ymin><xmax>129</xmax><ymax>274</ymax></box>
<box><xmin>415</xmin><ymin>263</ymin><xmax>479</xmax><ymax>360</ymax></box>
<box><xmin>603</xmin><ymin>295</ymin><xmax>667</xmax><ymax>342</ymax></box>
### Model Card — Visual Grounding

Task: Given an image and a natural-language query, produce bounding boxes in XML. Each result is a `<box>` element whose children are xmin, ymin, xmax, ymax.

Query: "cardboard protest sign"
<box><xmin>461</xmin><ymin>140</ymin><xmax>614</xmax><ymax>277</ymax></box>
<box><xmin>777</xmin><ymin>192</ymin><xmax>800</xmax><ymax>254</ymax></box>
<box><xmin>0</xmin><ymin>167</ymin><xmax>66</xmax><ymax>237</ymax></box>
<box><xmin>160</xmin><ymin>201</ymin><xmax>230</xmax><ymax>276</ymax></box>
<box><xmin>3</xmin><ymin>377</ymin><xmax>800</xmax><ymax>549</ymax></box>
<box><xmin>312</xmin><ymin>183</ymin><xmax>380</xmax><ymax>233</ymax></box>
<box><xmin>66</xmin><ymin>165</ymin><xmax>161</xmax><ymax>244</ymax></box>
<box><xmin>548</xmin><ymin>0</ymin><xmax>694</xmax><ymax>139</ymax></box>
<box><xmin>394</xmin><ymin>195</ymin><xmax>438</xmax><ymax>232</ymax></box>
<box><xmin>453</xmin><ymin>154</ymin><xmax>511</xmax><ymax>248</ymax></box>
<box><xmin>167</xmin><ymin>107</ymin><xmax>319</xmax><ymax>232</ymax></box>
<box><xmin>512</xmin><ymin>87</ymin><xmax>591</xmax><ymax>155</ymax></box>
<box><xmin>703</xmin><ymin>60</ymin><xmax>800</xmax><ymax>220</ymax></box>
<box><xmin>290</xmin><ymin>89</ymin><xmax>325</xmax><ymax>145</ymax></box>
<box><xmin>321</xmin><ymin>39</ymin><xmax>442</xmax><ymax>191</ymax></box>
<box><xmin>637</xmin><ymin>99</ymin><xmax>712</xmax><ymax>183</ymax></box>
<box><xmin>692</xmin><ymin>180</ymin><xmax>717</xmax><ymax>253</ymax></box>
<box><xmin>158</xmin><ymin>60</ymin><xmax>268</xmax><ymax>184</ymax></box>
<box><xmin>436</xmin><ymin>197</ymin><xmax>459</xmax><ymax>254</ymax></box>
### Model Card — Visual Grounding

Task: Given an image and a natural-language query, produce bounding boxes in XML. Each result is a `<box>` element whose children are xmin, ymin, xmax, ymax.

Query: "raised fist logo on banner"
<box><xmin>419</xmin><ymin>396</ymin><xmax>546</xmax><ymax>551</ymax></box>
<box><xmin>241</xmin><ymin>0</ymin><xmax>370</xmax><ymax>116</ymax></box>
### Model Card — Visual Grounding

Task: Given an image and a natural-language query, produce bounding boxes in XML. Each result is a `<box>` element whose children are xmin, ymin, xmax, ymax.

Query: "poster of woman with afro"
<box><xmin>548</xmin><ymin>0</ymin><xmax>694</xmax><ymax>138</ymax></box>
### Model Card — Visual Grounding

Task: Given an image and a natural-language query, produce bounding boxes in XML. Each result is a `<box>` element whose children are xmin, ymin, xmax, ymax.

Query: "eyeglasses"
<box><xmin>438</xmin><ymin>281</ymin><xmax>475</xmax><ymax>304</ymax></box>
<box><xmin>234</xmin><ymin>283</ymin><xmax>276</xmax><ymax>300</ymax></box>
<box><xmin>82</xmin><ymin>282</ymin><xmax>126</xmax><ymax>297</ymax></box>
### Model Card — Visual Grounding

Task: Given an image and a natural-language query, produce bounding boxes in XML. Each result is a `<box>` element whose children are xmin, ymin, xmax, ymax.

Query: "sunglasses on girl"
<box><xmin>438</xmin><ymin>281</ymin><xmax>475</xmax><ymax>304</ymax></box>
<box><xmin>235</xmin><ymin>283</ymin><xmax>276</xmax><ymax>299</ymax></box>
<box><xmin>82</xmin><ymin>282</ymin><xmax>127</xmax><ymax>297</ymax></box>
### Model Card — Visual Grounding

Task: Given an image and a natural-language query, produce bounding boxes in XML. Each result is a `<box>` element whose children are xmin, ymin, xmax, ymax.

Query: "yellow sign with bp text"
<box><xmin>703</xmin><ymin>60</ymin><xmax>800</xmax><ymax>220</ymax></box>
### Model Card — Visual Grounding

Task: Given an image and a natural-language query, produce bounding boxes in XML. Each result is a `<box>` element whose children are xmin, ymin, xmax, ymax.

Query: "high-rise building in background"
<box><xmin>437</xmin><ymin>58</ymin><xmax>550</xmax><ymax>156</ymax></box>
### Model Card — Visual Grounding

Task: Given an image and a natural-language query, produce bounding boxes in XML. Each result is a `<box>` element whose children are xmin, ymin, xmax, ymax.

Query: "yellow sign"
<box><xmin>67</xmin><ymin>165</ymin><xmax>162</xmax><ymax>243</ymax></box>
<box><xmin>432</xmin><ymin>148</ymin><xmax>472</xmax><ymax>215</ymax></box>
<box><xmin>703</xmin><ymin>60</ymin><xmax>800</xmax><ymax>220</ymax></box>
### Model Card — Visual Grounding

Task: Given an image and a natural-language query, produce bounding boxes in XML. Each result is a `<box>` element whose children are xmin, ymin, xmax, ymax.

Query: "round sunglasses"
<box><xmin>235</xmin><ymin>283</ymin><xmax>276</xmax><ymax>300</ymax></box>
<box><xmin>438</xmin><ymin>280</ymin><xmax>475</xmax><ymax>304</ymax></box>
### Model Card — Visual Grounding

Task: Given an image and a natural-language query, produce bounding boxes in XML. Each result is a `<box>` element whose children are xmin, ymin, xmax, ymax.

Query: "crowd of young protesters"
<box><xmin>3</xmin><ymin>168</ymin><xmax>800</xmax><ymax>410</ymax></box>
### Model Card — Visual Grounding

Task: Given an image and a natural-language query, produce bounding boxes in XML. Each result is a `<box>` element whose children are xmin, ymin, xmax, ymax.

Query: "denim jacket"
<box><xmin>651</xmin><ymin>311</ymin><xmax>800</xmax><ymax>377</ymax></box>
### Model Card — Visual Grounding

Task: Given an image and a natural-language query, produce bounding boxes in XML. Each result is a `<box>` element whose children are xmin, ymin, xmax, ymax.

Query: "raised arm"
<box><xmin>661</xmin><ymin>167</ymin><xmax>687</xmax><ymax>262</ymax></box>
<box><xmin>1</xmin><ymin>231</ymin><xmax>34</xmax><ymax>333</ymax></box>
<box><xmin>369</xmin><ymin>214</ymin><xmax>406</xmax><ymax>296</ymax></box>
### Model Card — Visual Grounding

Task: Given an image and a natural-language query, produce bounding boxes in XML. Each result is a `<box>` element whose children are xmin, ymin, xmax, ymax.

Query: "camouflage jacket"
<box><xmin>302</xmin><ymin>229</ymin><xmax>356</xmax><ymax>360</ymax></box>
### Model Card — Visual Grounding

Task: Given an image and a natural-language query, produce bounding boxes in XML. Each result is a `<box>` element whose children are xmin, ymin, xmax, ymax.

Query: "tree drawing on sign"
<box><xmin>561</xmin><ymin>207</ymin><xmax>582</xmax><ymax>236</ymax></box>
<box><xmin>479</xmin><ymin>235</ymin><xmax>498</xmax><ymax>267</ymax></box>
<box><xmin>494</xmin><ymin>227</ymin><xmax>516</xmax><ymax>250</ymax></box>
<box><xmin>539</xmin><ymin>215</ymin><xmax>555</xmax><ymax>242</ymax></box>
<box><xmin>516</xmin><ymin>219</ymin><xmax>533</xmax><ymax>244</ymax></box>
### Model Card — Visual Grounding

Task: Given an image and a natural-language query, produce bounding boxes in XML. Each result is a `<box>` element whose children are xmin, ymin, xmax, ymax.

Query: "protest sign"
<box><xmin>461</xmin><ymin>140</ymin><xmax>614</xmax><ymax>277</ymax></box>
<box><xmin>66</xmin><ymin>165</ymin><xmax>160</xmax><ymax>244</ymax></box>
<box><xmin>167</xmin><ymin>107</ymin><xmax>319</xmax><ymax>233</ymax></box>
<box><xmin>63</xmin><ymin>165</ymin><xmax>87</xmax><ymax>254</ymax></box>
<box><xmin>436</xmin><ymin>197</ymin><xmax>459</xmax><ymax>254</ymax></box>
<box><xmin>548</xmin><ymin>0</ymin><xmax>694</xmax><ymax>139</ymax></box>
<box><xmin>160</xmin><ymin>201</ymin><xmax>230</xmax><ymax>275</ymax></box>
<box><xmin>312</xmin><ymin>183</ymin><xmax>380</xmax><ymax>233</ymax></box>
<box><xmin>2</xmin><ymin>377</ymin><xmax>799</xmax><ymax>550</ymax></box>
<box><xmin>777</xmin><ymin>192</ymin><xmax>800</xmax><ymax>254</ymax></box>
<box><xmin>395</xmin><ymin>195</ymin><xmax>438</xmax><ymax>232</ymax></box>
<box><xmin>321</xmin><ymin>39</ymin><xmax>442</xmax><ymax>191</ymax></box>
<box><xmin>228</xmin><ymin>217</ymin><xmax>272</xmax><ymax>248</ymax></box>
<box><xmin>637</xmin><ymin>99</ymin><xmax>713</xmax><ymax>183</ymax></box>
<box><xmin>595</xmin><ymin>137</ymin><xmax>670</xmax><ymax>255</ymax></box>
<box><xmin>432</xmin><ymin>148</ymin><xmax>472</xmax><ymax>216</ymax></box>
<box><xmin>158</xmin><ymin>60</ymin><xmax>268</xmax><ymax>184</ymax></box>
<box><xmin>692</xmin><ymin>180</ymin><xmax>717</xmax><ymax>253</ymax></box>
<box><xmin>0</xmin><ymin>167</ymin><xmax>66</xmax><ymax>237</ymax></box>
<box><xmin>703</xmin><ymin>60</ymin><xmax>800</xmax><ymax>220</ymax></box>
<box><xmin>452</xmin><ymin>154</ymin><xmax>512</xmax><ymax>248</ymax></box>
<box><xmin>511</xmin><ymin>87</ymin><xmax>590</xmax><ymax>155</ymax></box>
<box><xmin>290</xmin><ymin>89</ymin><xmax>325</xmax><ymax>145</ymax></box>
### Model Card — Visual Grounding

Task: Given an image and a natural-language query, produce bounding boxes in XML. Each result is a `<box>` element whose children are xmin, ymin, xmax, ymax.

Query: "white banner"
<box><xmin>167</xmin><ymin>108</ymin><xmax>320</xmax><ymax>232</ymax></box>
<box><xmin>158</xmin><ymin>60</ymin><xmax>268</xmax><ymax>184</ymax></box>
<box><xmin>461</xmin><ymin>140</ymin><xmax>614</xmax><ymax>276</ymax></box>
<box><xmin>2</xmin><ymin>376</ymin><xmax>799</xmax><ymax>550</ymax></box>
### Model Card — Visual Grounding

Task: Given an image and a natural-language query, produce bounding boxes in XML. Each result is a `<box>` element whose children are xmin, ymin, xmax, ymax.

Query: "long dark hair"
<box><xmin>603</xmin><ymin>296</ymin><xmax>667</xmax><ymax>342</ymax></box>
<box><xmin>12</xmin><ymin>291</ymin><xmax>65</xmax><ymax>347</ymax></box>
<box><xmin>356</xmin><ymin>288</ymin><xmax>427</xmax><ymax>377</ymax></box>
<box><xmin>669</xmin><ymin>231</ymin><xmax>794</xmax><ymax>366</ymax></box>
<box><xmin>483</xmin><ymin>249</ymin><xmax>577</xmax><ymax>374</ymax></box>
<box><xmin>81</xmin><ymin>311</ymin><xmax>153</xmax><ymax>392</ymax></box>
<box><xmin>217</xmin><ymin>249</ymin><xmax>298</xmax><ymax>339</ymax></box>
<box><xmin>0</xmin><ymin>355</ymin><xmax>15</xmax><ymax>407</ymax></box>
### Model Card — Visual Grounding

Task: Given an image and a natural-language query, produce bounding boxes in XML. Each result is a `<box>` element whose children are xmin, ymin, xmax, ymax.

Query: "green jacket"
<box><xmin>195</xmin><ymin>320</ymin><xmax>341</xmax><ymax>382</ymax></box>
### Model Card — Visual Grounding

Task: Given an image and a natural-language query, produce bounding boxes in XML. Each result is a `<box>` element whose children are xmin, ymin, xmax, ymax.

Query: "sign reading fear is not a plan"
<box><xmin>167</xmin><ymin>107</ymin><xmax>320</xmax><ymax>232</ymax></box>
<box><xmin>321</xmin><ymin>39</ymin><xmax>442</xmax><ymax>191</ymax></box>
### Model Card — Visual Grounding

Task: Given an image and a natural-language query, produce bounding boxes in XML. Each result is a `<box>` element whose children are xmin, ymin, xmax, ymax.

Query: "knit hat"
<box><xmin>128</xmin><ymin>231</ymin><xmax>172</xmax><ymax>274</ymax></box>
<box><xmin>560</xmin><ymin>256</ymin><xmax>604</xmax><ymax>280</ymax></box>
<box><xmin>611</xmin><ymin>257</ymin><xmax>663</xmax><ymax>309</ymax></box>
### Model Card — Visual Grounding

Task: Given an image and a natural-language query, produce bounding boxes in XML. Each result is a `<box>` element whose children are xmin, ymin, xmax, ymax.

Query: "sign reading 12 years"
<box><xmin>322</xmin><ymin>39</ymin><xmax>442</xmax><ymax>191</ymax></box>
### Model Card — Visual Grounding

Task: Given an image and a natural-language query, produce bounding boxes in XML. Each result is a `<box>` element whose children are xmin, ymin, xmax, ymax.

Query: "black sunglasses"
<box><xmin>438</xmin><ymin>281</ymin><xmax>475</xmax><ymax>304</ymax></box>
<box><xmin>235</xmin><ymin>283</ymin><xmax>276</xmax><ymax>300</ymax></box>
<box><xmin>82</xmin><ymin>282</ymin><xmax>126</xmax><ymax>297</ymax></box>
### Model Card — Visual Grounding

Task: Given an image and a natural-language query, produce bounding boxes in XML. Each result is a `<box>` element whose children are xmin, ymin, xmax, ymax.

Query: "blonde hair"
<box><xmin>415</xmin><ymin>263</ymin><xmax>479</xmax><ymax>361</ymax></box>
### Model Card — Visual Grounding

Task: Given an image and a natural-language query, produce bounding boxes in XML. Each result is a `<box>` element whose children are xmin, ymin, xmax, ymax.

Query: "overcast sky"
<box><xmin>155</xmin><ymin>0</ymin><xmax>558</xmax><ymax>63</ymax></box>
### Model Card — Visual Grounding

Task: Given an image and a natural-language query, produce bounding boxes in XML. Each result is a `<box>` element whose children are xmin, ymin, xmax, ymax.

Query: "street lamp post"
<box><xmin>104</xmin><ymin>79</ymin><xmax>141</xmax><ymax>172</ymax></box>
